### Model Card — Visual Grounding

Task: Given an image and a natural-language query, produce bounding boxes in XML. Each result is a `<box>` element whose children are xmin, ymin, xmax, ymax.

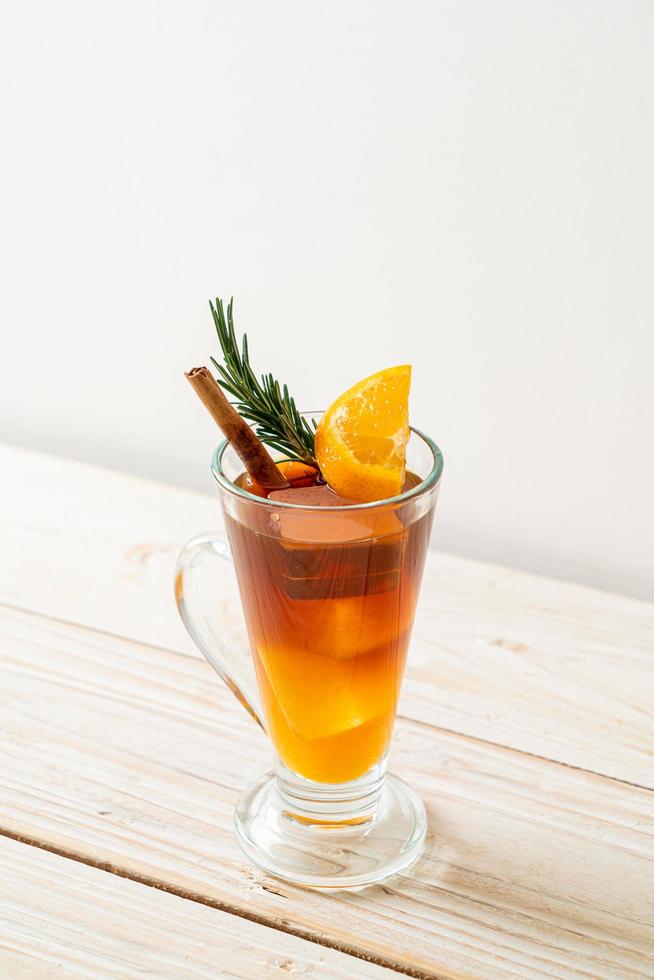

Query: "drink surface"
<box><xmin>225</xmin><ymin>462</ymin><xmax>432</xmax><ymax>783</ymax></box>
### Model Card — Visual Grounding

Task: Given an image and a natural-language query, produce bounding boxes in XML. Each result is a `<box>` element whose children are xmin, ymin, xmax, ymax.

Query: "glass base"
<box><xmin>234</xmin><ymin>769</ymin><xmax>427</xmax><ymax>891</ymax></box>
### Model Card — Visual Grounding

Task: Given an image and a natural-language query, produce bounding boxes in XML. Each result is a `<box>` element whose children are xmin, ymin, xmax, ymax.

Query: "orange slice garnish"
<box><xmin>315</xmin><ymin>365</ymin><xmax>411</xmax><ymax>502</ymax></box>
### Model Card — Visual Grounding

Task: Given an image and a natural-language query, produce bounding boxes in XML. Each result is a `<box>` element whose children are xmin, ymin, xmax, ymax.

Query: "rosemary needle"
<box><xmin>209</xmin><ymin>298</ymin><xmax>317</xmax><ymax>465</ymax></box>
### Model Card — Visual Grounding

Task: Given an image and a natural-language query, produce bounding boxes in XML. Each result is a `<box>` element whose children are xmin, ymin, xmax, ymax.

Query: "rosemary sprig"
<box><xmin>209</xmin><ymin>298</ymin><xmax>316</xmax><ymax>465</ymax></box>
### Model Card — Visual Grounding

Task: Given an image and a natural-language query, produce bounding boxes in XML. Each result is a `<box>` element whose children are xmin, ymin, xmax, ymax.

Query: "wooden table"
<box><xmin>1</xmin><ymin>443</ymin><xmax>652</xmax><ymax>979</ymax></box>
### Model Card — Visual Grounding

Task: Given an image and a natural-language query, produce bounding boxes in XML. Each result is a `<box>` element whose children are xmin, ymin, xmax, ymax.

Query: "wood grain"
<box><xmin>0</xmin><ymin>835</ymin><xmax>396</xmax><ymax>979</ymax></box>
<box><xmin>1</xmin><ymin>444</ymin><xmax>651</xmax><ymax>787</ymax></box>
<box><xmin>1</xmin><ymin>603</ymin><xmax>652</xmax><ymax>979</ymax></box>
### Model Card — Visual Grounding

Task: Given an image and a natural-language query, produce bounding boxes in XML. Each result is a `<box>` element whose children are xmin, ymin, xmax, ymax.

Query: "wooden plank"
<box><xmin>0</xmin><ymin>604</ymin><xmax>652</xmax><ymax>979</ymax></box>
<box><xmin>0</xmin><ymin>835</ymin><xmax>395</xmax><ymax>979</ymax></box>
<box><xmin>404</xmin><ymin>557</ymin><xmax>654</xmax><ymax>788</ymax></box>
<box><xmin>1</xmin><ymin>443</ymin><xmax>652</xmax><ymax>786</ymax></box>
<box><xmin>0</xmin><ymin>443</ymin><xmax>204</xmax><ymax>655</ymax></box>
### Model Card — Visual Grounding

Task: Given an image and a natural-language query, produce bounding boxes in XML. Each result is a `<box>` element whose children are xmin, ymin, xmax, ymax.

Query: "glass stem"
<box><xmin>274</xmin><ymin>758</ymin><xmax>387</xmax><ymax>826</ymax></box>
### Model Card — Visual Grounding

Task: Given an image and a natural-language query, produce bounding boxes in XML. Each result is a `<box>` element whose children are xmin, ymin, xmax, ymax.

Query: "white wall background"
<box><xmin>1</xmin><ymin>0</ymin><xmax>652</xmax><ymax>600</ymax></box>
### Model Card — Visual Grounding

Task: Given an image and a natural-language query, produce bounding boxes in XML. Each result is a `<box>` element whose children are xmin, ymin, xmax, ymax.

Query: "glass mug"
<box><xmin>175</xmin><ymin>413</ymin><xmax>443</xmax><ymax>889</ymax></box>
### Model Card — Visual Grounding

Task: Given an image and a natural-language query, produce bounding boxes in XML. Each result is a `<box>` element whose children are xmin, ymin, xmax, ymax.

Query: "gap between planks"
<box><xmin>405</xmin><ymin>712</ymin><xmax>654</xmax><ymax>795</ymax></box>
<box><xmin>2</xmin><ymin>601</ymin><xmax>652</xmax><ymax>977</ymax></box>
<box><xmin>0</xmin><ymin>826</ymin><xmax>439</xmax><ymax>980</ymax></box>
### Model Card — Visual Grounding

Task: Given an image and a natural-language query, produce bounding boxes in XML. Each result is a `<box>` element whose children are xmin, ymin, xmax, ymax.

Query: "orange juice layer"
<box><xmin>227</xmin><ymin>465</ymin><xmax>431</xmax><ymax>783</ymax></box>
<box><xmin>252</xmin><ymin>601</ymin><xmax>411</xmax><ymax>783</ymax></box>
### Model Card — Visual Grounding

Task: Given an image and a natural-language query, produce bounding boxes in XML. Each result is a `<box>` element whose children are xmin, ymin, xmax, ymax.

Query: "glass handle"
<box><xmin>175</xmin><ymin>531</ymin><xmax>264</xmax><ymax>729</ymax></box>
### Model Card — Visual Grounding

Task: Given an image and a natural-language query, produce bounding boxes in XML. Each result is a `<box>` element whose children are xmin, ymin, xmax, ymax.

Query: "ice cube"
<box><xmin>260</xmin><ymin>645</ymin><xmax>369</xmax><ymax>739</ymax></box>
<box><xmin>265</xmin><ymin>486</ymin><xmax>406</xmax><ymax>600</ymax></box>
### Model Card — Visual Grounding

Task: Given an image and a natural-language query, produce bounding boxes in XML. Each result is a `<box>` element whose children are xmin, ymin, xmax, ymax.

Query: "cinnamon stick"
<box><xmin>185</xmin><ymin>367</ymin><xmax>289</xmax><ymax>490</ymax></box>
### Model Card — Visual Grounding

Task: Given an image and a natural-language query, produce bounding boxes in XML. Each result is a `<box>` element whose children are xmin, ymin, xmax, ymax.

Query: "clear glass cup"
<box><xmin>175</xmin><ymin>413</ymin><xmax>443</xmax><ymax>889</ymax></box>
